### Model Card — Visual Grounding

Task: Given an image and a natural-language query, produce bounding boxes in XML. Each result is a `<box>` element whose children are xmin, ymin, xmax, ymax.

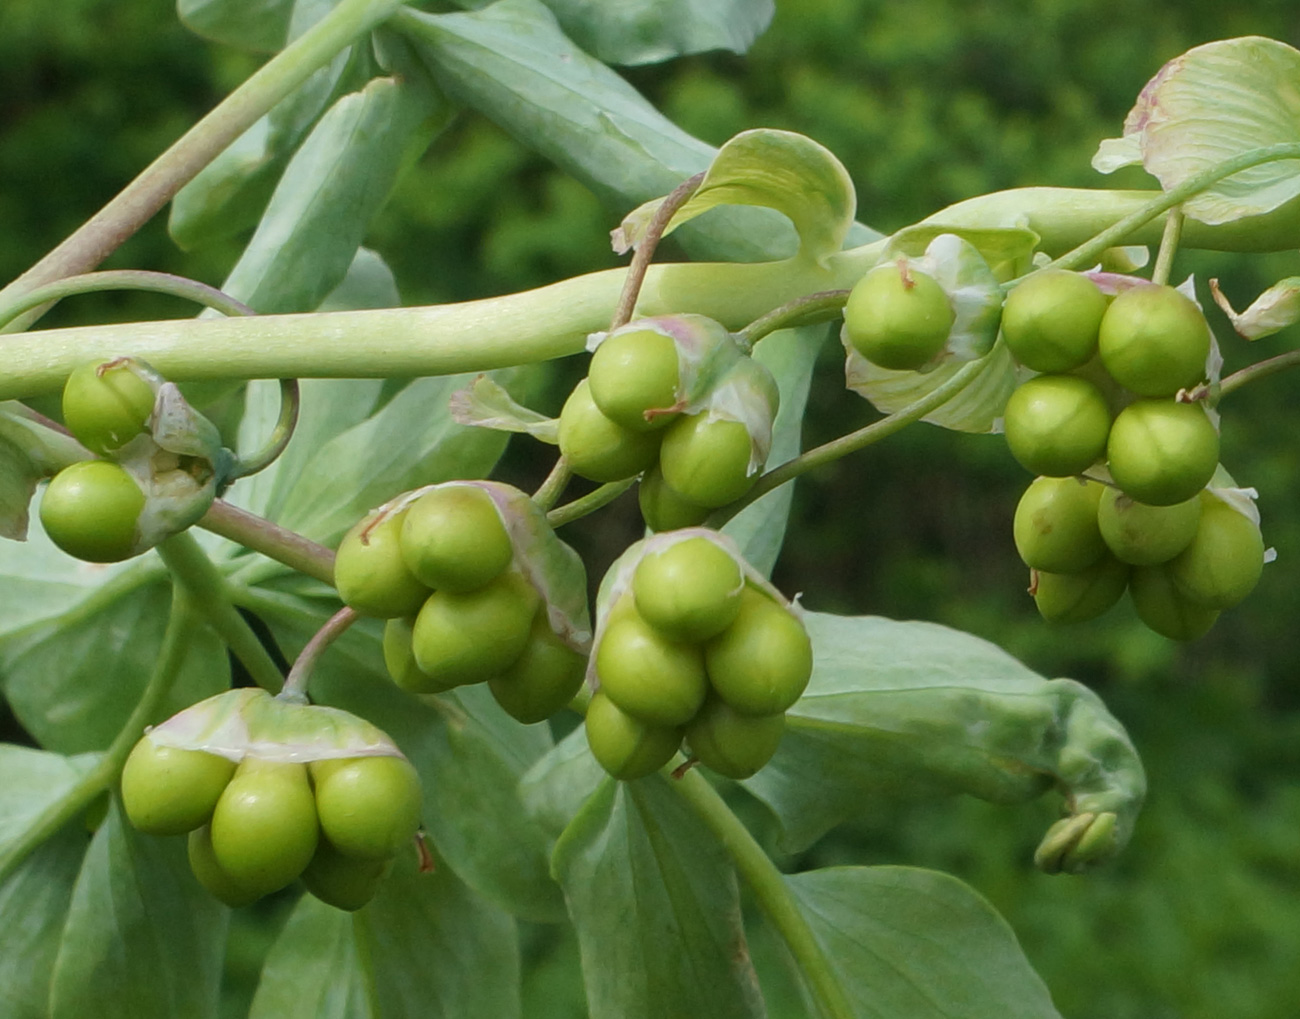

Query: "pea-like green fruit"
<box><xmin>1106</xmin><ymin>399</ymin><xmax>1218</xmax><ymax>506</ymax></box>
<box><xmin>1000</xmin><ymin>270</ymin><xmax>1108</xmax><ymax>373</ymax></box>
<box><xmin>843</xmin><ymin>262</ymin><xmax>954</xmax><ymax>371</ymax></box>
<box><xmin>1031</xmin><ymin>555</ymin><xmax>1129</xmax><ymax>623</ymax></box>
<box><xmin>188</xmin><ymin>824</ymin><xmax>263</xmax><ymax>907</ymax></box>
<box><xmin>1166</xmin><ymin>494</ymin><xmax>1266</xmax><ymax>609</ymax></box>
<box><xmin>1128</xmin><ymin>564</ymin><xmax>1220</xmax><ymax>641</ymax></box>
<box><xmin>685</xmin><ymin>696</ymin><xmax>785</xmax><ymax>779</ymax></box>
<box><xmin>596</xmin><ymin>610</ymin><xmax>708</xmax><ymax>726</ymax></box>
<box><xmin>301</xmin><ymin>839</ymin><xmax>391</xmax><ymax>912</ymax></box>
<box><xmin>1096</xmin><ymin>487</ymin><xmax>1201</xmax><ymax>566</ymax></box>
<box><xmin>1002</xmin><ymin>375</ymin><xmax>1111</xmax><ymax>477</ymax></box>
<box><xmin>659</xmin><ymin>413</ymin><xmax>757</xmax><ymax>509</ymax></box>
<box><xmin>558</xmin><ymin>379</ymin><xmax>661</xmax><ymax>482</ymax></box>
<box><xmin>334</xmin><ymin>509</ymin><xmax>430</xmax><ymax>618</ymax></box>
<box><xmin>588</xmin><ymin>328</ymin><xmax>681</xmax><ymax>432</ymax></box>
<box><xmin>411</xmin><ymin>571</ymin><xmax>539</xmax><ymax>686</ymax></box>
<box><xmin>584</xmin><ymin>691</ymin><xmax>682</xmax><ymax>780</ymax></box>
<box><xmin>120</xmin><ymin>738</ymin><xmax>236</xmax><ymax>836</ymax></box>
<box><xmin>1098</xmin><ymin>284</ymin><xmax>1209</xmax><ymax>397</ymax></box>
<box><xmin>632</xmin><ymin>536</ymin><xmax>744</xmax><ymax>643</ymax></box>
<box><xmin>705</xmin><ymin>586</ymin><xmax>812</xmax><ymax>716</ymax></box>
<box><xmin>488</xmin><ymin>610</ymin><xmax>587</xmax><ymax>724</ymax></box>
<box><xmin>62</xmin><ymin>360</ymin><xmax>156</xmax><ymax>456</ymax></box>
<box><xmin>638</xmin><ymin>466</ymin><xmax>711</xmax><ymax>532</ymax></box>
<box><xmin>399</xmin><ymin>485</ymin><xmax>513</xmax><ymax>592</ymax></box>
<box><xmin>40</xmin><ymin>460</ymin><xmax>145</xmax><ymax>563</ymax></box>
<box><xmin>209</xmin><ymin>759</ymin><xmax>319</xmax><ymax>898</ymax></box>
<box><xmin>1012</xmin><ymin>476</ymin><xmax>1106</xmax><ymax>573</ymax></box>
<box><xmin>311</xmin><ymin>755</ymin><xmax>422</xmax><ymax>860</ymax></box>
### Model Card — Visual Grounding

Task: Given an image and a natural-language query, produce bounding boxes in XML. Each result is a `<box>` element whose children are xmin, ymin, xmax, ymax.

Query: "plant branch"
<box><xmin>0</xmin><ymin>589</ymin><xmax>197</xmax><ymax>885</ymax></box>
<box><xmin>735</xmin><ymin>290</ymin><xmax>851</xmax><ymax>352</ymax></box>
<box><xmin>155</xmin><ymin>531</ymin><xmax>286</xmax><ymax>692</ymax></box>
<box><xmin>1218</xmin><ymin>349</ymin><xmax>1300</xmax><ymax>400</ymax></box>
<box><xmin>0</xmin><ymin>0</ymin><xmax>403</xmax><ymax>332</ymax></box>
<box><xmin>198</xmin><ymin>499</ymin><xmax>336</xmax><ymax>586</ymax></box>
<box><xmin>280</xmin><ymin>606</ymin><xmax>358</xmax><ymax>702</ymax></box>
<box><xmin>0</xmin><ymin>270</ymin><xmax>256</xmax><ymax>329</ymax></box>
<box><xmin>1151</xmin><ymin>207</ymin><xmax>1185</xmax><ymax>286</ymax></box>
<box><xmin>670</xmin><ymin>770</ymin><xmax>853</xmax><ymax>1019</ymax></box>
<box><xmin>532</xmin><ymin>458</ymin><xmax>574</xmax><ymax>511</ymax></box>
<box><xmin>610</xmin><ymin>172</ymin><xmax>705</xmax><ymax>331</ymax></box>
<box><xmin>547</xmin><ymin>477</ymin><xmax>637</xmax><ymax>529</ymax></box>
<box><xmin>227</xmin><ymin>378</ymin><xmax>302</xmax><ymax>480</ymax></box>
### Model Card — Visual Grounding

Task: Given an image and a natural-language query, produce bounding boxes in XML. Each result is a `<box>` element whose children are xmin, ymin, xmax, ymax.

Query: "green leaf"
<box><xmin>845</xmin><ymin>338</ymin><xmax>1021</xmax><ymax>434</ymax></box>
<box><xmin>1092</xmin><ymin>36</ymin><xmax>1300</xmax><ymax>225</ymax></box>
<box><xmin>0</xmin><ymin>745</ymin><xmax>100</xmax><ymax>854</ymax></box>
<box><xmin>536</xmin><ymin>0</ymin><xmax>772</xmax><ymax>67</ymax></box>
<box><xmin>614</xmin><ymin>129</ymin><xmax>856</xmax><ymax>266</ymax></box>
<box><xmin>49</xmin><ymin>797</ymin><xmax>228</xmax><ymax>1019</ymax></box>
<box><xmin>0</xmin><ymin>828</ymin><xmax>88</xmax><ymax>1019</ymax></box>
<box><xmin>448</xmin><ymin>375</ymin><xmax>561</xmax><ymax>443</ymax></box>
<box><xmin>249</xmin><ymin>895</ymin><xmax>369</xmax><ymax>1019</ymax></box>
<box><xmin>519</xmin><ymin>725</ymin><xmax>606</xmax><ymax>842</ymax></box>
<box><xmin>219</xmin><ymin>73</ymin><xmax>447</xmax><ymax>314</ymax></box>
<box><xmin>552</xmin><ymin>778</ymin><xmax>765</xmax><ymax>1019</ymax></box>
<box><xmin>886</xmin><ymin>223</ymin><xmax>1040</xmax><ymax>282</ymax></box>
<box><xmin>744</xmin><ymin>612</ymin><xmax>1146</xmax><ymax>868</ymax></box>
<box><xmin>177</xmin><ymin>0</ymin><xmax>297</xmax><ymax>53</ymax></box>
<box><xmin>0</xmin><ymin>532</ymin><xmax>229</xmax><ymax>753</ymax></box>
<box><xmin>723</xmin><ymin>324</ymin><xmax>823</xmax><ymax>577</ymax></box>
<box><xmin>317</xmin><ymin>247</ymin><xmax>403</xmax><ymax>312</ymax></box>
<box><xmin>0</xmin><ymin>402</ymin><xmax>91</xmax><ymax>541</ymax></box>
<box><xmin>788</xmin><ymin>866</ymin><xmax>1062</xmax><ymax>1019</ymax></box>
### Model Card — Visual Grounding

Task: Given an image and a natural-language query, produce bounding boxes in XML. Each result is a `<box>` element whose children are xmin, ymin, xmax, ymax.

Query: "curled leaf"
<box><xmin>1210</xmin><ymin>276</ymin><xmax>1300</xmax><ymax>340</ymax></box>
<box><xmin>449</xmin><ymin>375</ymin><xmax>560</xmax><ymax>443</ymax></box>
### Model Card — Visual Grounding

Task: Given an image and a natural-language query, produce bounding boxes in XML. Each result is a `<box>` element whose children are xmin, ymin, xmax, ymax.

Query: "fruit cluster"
<box><xmin>41</xmin><ymin>360</ymin><xmax>159</xmax><ymax>562</ymax></box>
<box><xmin>585</xmin><ymin>532</ymin><xmax>812</xmax><ymax>780</ymax></box>
<box><xmin>122</xmin><ymin>737</ymin><xmax>421</xmax><ymax>910</ymax></box>
<box><xmin>336</xmin><ymin>482</ymin><xmax>588</xmax><ymax>724</ymax></box>
<box><xmin>556</xmin><ymin>315</ymin><xmax>781</xmax><ymax>530</ymax></box>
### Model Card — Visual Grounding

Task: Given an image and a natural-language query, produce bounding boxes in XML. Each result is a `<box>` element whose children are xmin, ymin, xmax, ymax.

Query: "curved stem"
<box><xmin>609</xmin><ymin>172</ymin><xmax>705</xmax><ymax>331</ymax></box>
<box><xmin>533</xmin><ymin>458</ymin><xmax>573</xmax><ymax>512</ymax></box>
<box><xmin>280</xmin><ymin>606</ymin><xmax>358</xmax><ymax>703</ymax></box>
<box><xmin>0</xmin><ymin>589</ymin><xmax>197</xmax><ymax>885</ymax></box>
<box><xmin>227</xmin><ymin>378</ymin><xmax>302</xmax><ymax>480</ymax></box>
<box><xmin>0</xmin><ymin>0</ymin><xmax>403</xmax><ymax>333</ymax></box>
<box><xmin>1218</xmin><ymin>349</ymin><xmax>1300</xmax><ymax>400</ymax></box>
<box><xmin>155</xmin><ymin>531</ymin><xmax>286</xmax><ymax>693</ymax></box>
<box><xmin>736</xmin><ymin>290</ymin><xmax>850</xmax><ymax>352</ymax></box>
<box><xmin>547</xmin><ymin>477</ymin><xmax>637</xmax><ymax>529</ymax></box>
<box><xmin>1150</xmin><ymin>208</ymin><xmax>1184</xmax><ymax>286</ymax></box>
<box><xmin>0</xmin><ymin>270</ymin><xmax>257</xmax><ymax>330</ymax></box>
<box><xmin>198</xmin><ymin>499</ymin><xmax>336</xmax><ymax>586</ymax></box>
<box><xmin>670</xmin><ymin>770</ymin><xmax>853</xmax><ymax>1019</ymax></box>
<box><xmin>716</xmin><ymin>352</ymin><xmax>993</xmax><ymax>525</ymax></box>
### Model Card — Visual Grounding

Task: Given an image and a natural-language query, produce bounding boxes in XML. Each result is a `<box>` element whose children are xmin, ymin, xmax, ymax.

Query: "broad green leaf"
<box><xmin>519</xmin><ymin>725</ymin><xmax>606</xmax><ymax>842</ymax></box>
<box><xmin>317</xmin><ymin>247</ymin><xmax>403</xmax><ymax>312</ymax></box>
<box><xmin>536</xmin><ymin>0</ymin><xmax>772</xmax><ymax>67</ymax></box>
<box><xmin>249</xmin><ymin>895</ymin><xmax>368</xmax><ymax>1019</ymax></box>
<box><xmin>552</xmin><ymin>778</ymin><xmax>765</xmax><ymax>1019</ymax></box>
<box><xmin>745</xmin><ymin>612</ymin><xmax>1146</xmax><ymax>870</ymax></box>
<box><xmin>219</xmin><ymin>74</ymin><xmax>446</xmax><ymax>315</ymax></box>
<box><xmin>788</xmin><ymin>866</ymin><xmax>1062</xmax><ymax>1019</ymax></box>
<box><xmin>1210</xmin><ymin>275</ymin><xmax>1300</xmax><ymax>339</ymax></box>
<box><xmin>49</xmin><ymin>798</ymin><xmax>227</xmax><ymax>1019</ymax></box>
<box><xmin>0</xmin><ymin>745</ymin><xmax>100</xmax><ymax>854</ymax></box>
<box><xmin>0</xmin><ymin>529</ymin><xmax>229</xmax><ymax>753</ymax></box>
<box><xmin>1092</xmin><ymin>37</ymin><xmax>1300</xmax><ymax>225</ymax></box>
<box><xmin>723</xmin><ymin>324</ymin><xmax>823</xmax><ymax>577</ymax></box>
<box><xmin>177</xmin><ymin>0</ymin><xmax>296</xmax><ymax>53</ymax></box>
<box><xmin>0</xmin><ymin>402</ymin><xmax>87</xmax><ymax>541</ymax></box>
<box><xmin>845</xmin><ymin>339</ymin><xmax>1021</xmax><ymax>434</ymax></box>
<box><xmin>614</xmin><ymin>129</ymin><xmax>856</xmax><ymax>266</ymax></box>
<box><xmin>0</xmin><ymin>828</ymin><xmax>88</xmax><ymax>1019</ymax></box>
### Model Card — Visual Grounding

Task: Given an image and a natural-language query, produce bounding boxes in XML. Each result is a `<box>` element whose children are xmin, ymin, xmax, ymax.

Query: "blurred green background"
<box><xmin>4</xmin><ymin>0</ymin><xmax>1300</xmax><ymax>1016</ymax></box>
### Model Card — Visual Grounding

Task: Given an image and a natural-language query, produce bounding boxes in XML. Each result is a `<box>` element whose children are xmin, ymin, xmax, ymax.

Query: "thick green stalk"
<box><xmin>0</xmin><ymin>0</ymin><xmax>403</xmax><ymax>331</ymax></box>
<box><xmin>670</xmin><ymin>770</ymin><xmax>853</xmax><ymax>1019</ymax></box>
<box><xmin>0</xmin><ymin>591</ymin><xmax>197</xmax><ymax>885</ymax></box>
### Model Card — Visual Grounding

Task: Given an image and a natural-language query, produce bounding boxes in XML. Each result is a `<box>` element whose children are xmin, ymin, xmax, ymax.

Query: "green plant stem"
<box><xmin>547</xmin><ymin>477</ymin><xmax>637</xmax><ymax>529</ymax></box>
<box><xmin>0</xmin><ymin>590</ymin><xmax>197</xmax><ymax>886</ymax></box>
<box><xmin>735</xmin><ymin>290</ymin><xmax>851</xmax><ymax>352</ymax></box>
<box><xmin>198</xmin><ymin>499</ymin><xmax>336</xmax><ymax>586</ymax></box>
<box><xmin>609</xmin><ymin>172</ymin><xmax>705</xmax><ymax>330</ymax></box>
<box><xmin>0</xmin><ymin>270</ymin><xmax>256</xmax><ymax>329</ymax></box>
<box><xmin>670</xmin><ymin>770</ymin><xmax>853</xmax><ymax>1019</ymax></box>
<box><xmin>280</xmin><ymin>606</ymin><xmax>358</xmax><ymax>703</ymax></box>
<box><xmin>716</xmin><ymin>352</ymin><xmax>993</xmax><ymax>525</ymax></box>
<box><xmin>533</xmin><ymin>458</ymin><xmax>574</xmax><ymax>511</ymax></box>
<box><xmin>155</xmin><ymin>531</ymin><xmax>285</xmax><ymax>692</ymax></box>
<box><xmin>1151</xmin><ymin>208</ymin><xmax>1184</xmax><ymax>286</ymax></box>
<box><xmin>228</xmin><ymin>378</ymin><xmax>302</xmax><ymax>480</ymax></box>
<box><xmin>0</xmin><ymin>0</ymin><xmax>403</xmax><ymax>333</ymax></box>
<box><xmin>1218</xmin><ymin>349</ymin><xmax>1300</xmax><ymax>399</ymax></box>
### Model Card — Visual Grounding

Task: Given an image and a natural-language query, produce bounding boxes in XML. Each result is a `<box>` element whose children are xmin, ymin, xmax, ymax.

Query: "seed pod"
<box><xmin>1002</xmin><ymin>375</ymin><xmax>1111</xmax><ymax>477</ymax></box>
<box><xmin>411</xmin><ymin>571</ymin><xmax>540</xmax><ymax>687</ymax></box>
<box><xmin>209</xmin><ymin>759</ymin><xmax>320</xmax><ymax>899</ymax></box>
<box><xmin>310</xmin><ymin>755</ymin><xmax>422</xmax><ymax>860</ymax></box>
<box><xmin>588</xmin><ymin>327</ymin><xmax>681</xmax><ymax>432</ymax></box>
<box><xmin>1128</xmin><ymin>564</ymin><xmax>1220</xmax><ymax>641</ymax></box>
<box><xmin>632</xmin><ymin>534</ymin><xmax>745</xmax><ymax>642</ymax></box>
<box><xmin>638</xmin><ymin>466</ymin><xmax>711</xmax><ymax>532</ymax></box>
<box><xmin>301</xmin><ymin>840</ymin><xmax>392</xmax><ymax>912</ymax></box>
<box><xmin>62</xmin><ymin>359</ymin><xmax>157</xmax><ymax>457</ymax></box>
<box><xmin>1031</xmin><ymin>555</ymin><xmax>1129</xmax><ymax>624</ymax></box>
<box><xmin>1106</xmin><ymin>398</ymin><xmax>1218</xmax><ymax>506</ymax></box>
<box><xmin>558</xmin><ymin>379</ymin><xmax>661</xmax><ymax>482</ymax></box>
<box><xmin>685</xmin><ymin>696</ymin><xmax>785</xmax><ymax>779</ymax></box>
<box><xmin>584</xmin><ymin>691</ymin><xmax>683</xmax><ymax>780</ymax></box>
<box><xmin>1012</xmin><ymin>476</ymin><xmax>1107</xmax><ymax>573</ymax></box>
<box><xmin>1000</xmin><ymin>270</ymin><xmax>1108</xmax><ymax>373</ymax></box>
<box><xmin>400</xmin><ymin>484</ymin><xmax>514</xmax><ymax>592</ymax></box>
<box><xmin>120</xmin><ymin>739</ymin><xmax>236</xmax><ymax>836</ymax></box>
<box><xmin>705</xmin><ymin>585</ymin><xmax>813</xmax><ymax>716</ymax></box>
<box><xmin>335</xmin><ymin>508</ymin><xmax>430</xmax><ymax>618</ymax></box>
<box><xmin>1096</xmin><ymin>487</ymin><xmax>1202</xmax><ymax>566</ymax></box>
<box><xmin>40</xmin><ymin>460</ymin><xmax>146</xmax><ymax>563</ymax></box>
<box><xmin>596</xmin><ymin>602</ymin><xmax>709</xmax><ymax>726</ymax></box>
<box><xmin>1166</xmin><ymin>492</ymin><xmax>1266</xmax><ymax>609</ymax></box>
<box><xmin>844</xmin><ymin>261</ymin><xmax>954</xmax><ymax>371</ymax></box>
<box><xmin>1098</xmin><ymin>283</ymin><xmax>1210</xmax><ymax>397</ymax></box>
<box><xmin>488</xmin><ymin>608</ymin><xmax>587</xmax><ymax>724</ymax></box>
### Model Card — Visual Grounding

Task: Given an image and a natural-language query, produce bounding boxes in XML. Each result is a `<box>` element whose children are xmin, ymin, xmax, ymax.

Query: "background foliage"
<box><xmin>3</xmin><ymin>0</ymin><xmax>1300</xmax><ymax>1015</ymax></box>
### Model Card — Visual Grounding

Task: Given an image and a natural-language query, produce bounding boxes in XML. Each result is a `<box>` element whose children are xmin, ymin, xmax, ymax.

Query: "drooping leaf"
<box><xmin>219</xmin><ymin>74</ymin><xmax>447</xmax><ymax>315</ymax></box>
<box><xmin>745</xmin><ymin>612</ymin><xmax>1146</xmax><ymax>871</ymax></box>
<box><xmin>0</xmin><ymin>745</ymin><xmax>100</xmax><ymax>855</ymax></box>
<box><xmin>535</xmin><ymin>0</ymin><xmax>773</xmax><ymax>67</ymax></box>
<box><xmin>787</xmin><ymin>866</ymin><xmax>1062</xmax><ymax>1019</ymax></box>
<box><xmin>552</xmin><ymin>777</ymin><xmax>765</xmax><ymax>1019</ymax></box>
<box><xmin>48</xmin><ymin>797</ymin><xmax>227</xmax><ymax>1019</ymax></box>
<box><xmin>248</xmin><ymin>895</ymin><xmax>369</xmax><ymax>1019</ymax></box>
<box><xmin>1092</xmin><ymin>36</ymin><xmax>1300</xmax><ymax>225</ymax></box>
<box><xmin>0</xmin><ymin>828</ymin><xmax>89</xmax><ymax>1019</ymax></box>
<box><xmin>1210</xmin><ymin>275</ymin><xmax>1300</xmax><ymax>340</ymax></box>
<box><xmin>614</xmin><ymin>129</ymin><xmax>856</xmax><ymax>266</ymax></box>
<box><xmin>449</xmin><ymin>375</ymin><xmax>560</xmax><ymax>442</ymax></box>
